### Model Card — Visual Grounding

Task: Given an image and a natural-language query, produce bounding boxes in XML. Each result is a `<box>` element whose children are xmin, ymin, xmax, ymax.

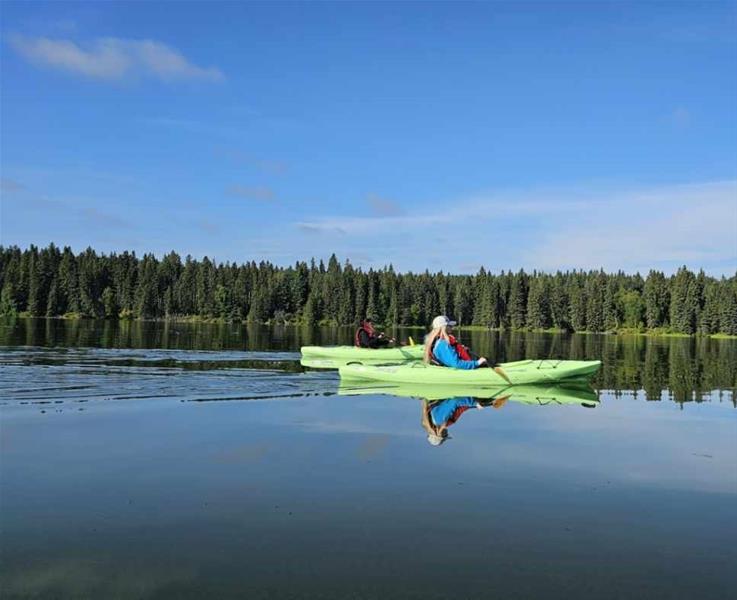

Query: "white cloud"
<box><xmin>8</xmin><ymin>35</ymin><xmax>224</xmax><ymax>82</ymax></box>
<box><xmin>293</xmin><ymin>181</ymin><xmax>737</xmax><ymax>275</ymax></box>
<box><xmin>295</xmin><ymin>213</ymin><xmax>452</xmax><ymax>234</ymax></box>
<box><xmin>296</xmin><ymin>194</ymin><xmax>590</xmax><ymax>234</ymax></box>
<box><xmin>529</xmin><ymin>180</ymin><xmax>737</xmax><ymax>273</ymax></box>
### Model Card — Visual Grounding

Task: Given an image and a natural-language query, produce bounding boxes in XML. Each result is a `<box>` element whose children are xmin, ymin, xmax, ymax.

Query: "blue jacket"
<box><xmin>432</xmin><ymin>339</ymin><xmax>478</xmax><ymax>370</ymax></box>
<box><xmin>430</xmin><ymin>397</ymin><xmax>478</xmax><ymax>427</ymax></box>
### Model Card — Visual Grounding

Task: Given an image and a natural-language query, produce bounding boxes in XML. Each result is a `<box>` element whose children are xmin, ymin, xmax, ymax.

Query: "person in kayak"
<box><xmin>355</xmin><ymin>317</ymin><xmax>395</xmax><ymax>349</ymax></box>
<box><xmin>421</xmin><ymin>395</ymin><xmax>509</xmax><ymax>446</ymax></box>
<box><xmin>424</xmin><ymin>315</ymin><xmax>487</xmax><ymax>369</ymax></box>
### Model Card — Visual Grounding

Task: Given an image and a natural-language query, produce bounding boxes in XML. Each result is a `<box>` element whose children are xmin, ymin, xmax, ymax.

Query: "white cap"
<box><xmin>427</xmin><ymin>433</ymin><xmax>446</xmax><ymax>446</ymax></box>
<box><xmin>432</xmin><ymin>315</ymin><xmax>457</xmax><ymax>329</ymax></box>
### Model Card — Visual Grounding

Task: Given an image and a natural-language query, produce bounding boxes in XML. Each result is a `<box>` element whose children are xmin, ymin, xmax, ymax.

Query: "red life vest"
<box><xmin>448</xmin><ymin>335</ymin><xmax>473</xmax><ymax>360</ymax></box>
<box><xmin>430</xmin><ymin>334</ymin><xmax>472</xmax><ymax>363</ymax></box>
<box><xmin>354</xmin><ymin>321</ymin><xmax>376</xmax><ymax>347</ymax></box>
<box><xmin>447</xmin><ymin>404</ymin><xmax>475</xmax><ymax>426</ymax></box>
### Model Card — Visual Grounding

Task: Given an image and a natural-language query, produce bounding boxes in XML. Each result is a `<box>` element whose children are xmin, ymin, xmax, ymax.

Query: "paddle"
<box><xmin>471</xmin><ymin>350</ymin><xmax>512</xmax><ymax>383</ymax></box>
<box><xmin>492</xmin><ymin>365</ymin><xmax>513</xmax><ymax>384</ymax></box>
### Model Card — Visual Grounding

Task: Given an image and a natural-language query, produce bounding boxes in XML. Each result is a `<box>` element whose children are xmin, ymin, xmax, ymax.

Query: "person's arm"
<box><xmin>366</xmin><ymin>334</ymin><xmax>387</xmax><ymax>349</ymax></box>
<box><xmin>433</xmin><ymin>340</ymin><xmax>479</xmax><ymax>369</ymax></box>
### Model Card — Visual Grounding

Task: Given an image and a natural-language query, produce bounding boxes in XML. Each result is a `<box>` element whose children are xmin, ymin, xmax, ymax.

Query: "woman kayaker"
<box><xmin>421</xmin><ymin>395</ymin><xmax>509</xmax><ymax>446</ymax></box>
<box><xmin>355</xmin><ymin>317</ymin><xmax>395</xmax><ymax>349</ymax></box>
<box><xmin>424</xmin><ymin>315</ymin><xmax>487</xmax><ymax>369</ymax></box>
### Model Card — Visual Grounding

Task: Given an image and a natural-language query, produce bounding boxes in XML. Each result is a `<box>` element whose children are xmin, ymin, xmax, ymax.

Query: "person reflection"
<box><xmin>421</xmin><ymin>394</ymin><xmax>509</xmax><ymax>446</ymax></box>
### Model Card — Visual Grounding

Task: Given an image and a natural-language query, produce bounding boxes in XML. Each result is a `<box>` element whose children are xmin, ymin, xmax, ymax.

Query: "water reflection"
<box><xmin>421</xmin><ymin>396</ymin><xmax>510</xmax><ymax>445</ymax></box>
<box><xmin>1</xmin><ymin>317</ymin><xmax>735</xmax><ymax>404</ymax></box>
<box><xmin>2</xmin><ymin>321</ymin><xmax>735</xmax><ymax>600</ymax></box>
<box><xmin>339</xmin><ymin>382</ymin><xmax>600</xmax><ymax>445</ymax></box>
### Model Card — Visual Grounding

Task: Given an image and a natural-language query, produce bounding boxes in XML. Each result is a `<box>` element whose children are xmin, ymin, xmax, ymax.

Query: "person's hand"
<box><xmin>476</xmin><ymin>357</ymin><xmax>487</xmax><ymax>366</ymax></box>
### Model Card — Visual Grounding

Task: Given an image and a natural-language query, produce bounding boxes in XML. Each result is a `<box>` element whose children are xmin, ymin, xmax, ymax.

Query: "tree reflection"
<box><xmin>1</xmin><ymin>318</ymin><xmax>734</xmax><ymax>405</ymax></box>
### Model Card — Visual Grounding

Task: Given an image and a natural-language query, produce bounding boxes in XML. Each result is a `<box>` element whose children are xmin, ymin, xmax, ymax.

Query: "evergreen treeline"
<box><xmin>1</xmin><ymin>244</ymin><xmax>736</xmax><ymax>335</ymax></box>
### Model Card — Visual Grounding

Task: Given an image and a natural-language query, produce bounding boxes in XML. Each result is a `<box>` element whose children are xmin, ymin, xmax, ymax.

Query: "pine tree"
<box><xmin>550</xmin><ymin>273</ymin><xmax>569</xmax><ymax>330</ymax></box>
<box><xmin>644</xmin><ymin>270</ymin><xmax>669</xmax><ymax>329</ymax></box>
<box><xmin>290</xmin><ymin>262</ymin><xmax>309</xmax><ymax>317</ymax></box>
<box><xmin>323</xmin><ymin>253</ymin><xmax>342</xmax><ymax>319</ymax></box>
<box><xmin>353</xmin><ymin>273</ymin><xmax>367</xmax><ymax>323</ymax></box>
<box><xmin>247</xmin><ymin>284</ymin><xmax>271</xmax><ymax>323</ymax></box>
<box><xmin>0</xmin><ymin>281</ymin><xmax>18</xmax><ymax>316</ymax></box>
<box><xmin>164</xmin><ymin>286</ymin><xmax>175</xmax><ymax>318</ymax></box>
<box><xmin>385</xmin><ymin>284</ymin><xmax>399</xmax><ymax>326</ymax></box>
<box><xmin>699</xmin><ymin>281</ymin><xmax>720</xmax><ymax>334</ymax></box>
<box><xmin>337</xmin><ymin>272</ymin><xmax>354</xmax><ymax>325</ymax></box>
<box><xmin>214</xmin><ymin>284</ymin><xmax>230</xmax><ymax>319</ymax></box>
<box><xmin>102</xmin><ymin>286</ymin><xmax>119</xmax><ymax>318</ymax></box>
<box><xmin>365</xmin><ymin>271</ymin><xmax>379</xmax><ymax>320</ymax></box>
<box><xmin>302</xmin><ymin>289</ymin><xmax>320</xmax><ymax>324</ymax></box>
<box><xmin>670</xmin><ymin>267</ymin><xmax>698</xmax><ymax>334</ymax></box>
<box><xmin>453</xmin><ymin>277</ymin><xmax>472</xmax><ymax>326</ymax></box>
<box><xmin>135</xmin><ymin>255</ymin><xmax>159</xmax><ymax>319</ymax></box>
<box><xmin>46</xmin><ymin>278</ymin><xmax>62</xmax><ymax>317</ymax></box>
<box><xmin>603</xmin><ymin>279</ymin><xmax>619</xmax><ymax>331</ymax></box>
<box><xmin>473</xmin><ymin>270</ymin><xmax>492</xmax><ymax>326</ymax></box>
<box><xmin>196</xmin><ymin>258</ymin><xmax>215</xmax><ymax>316</ymax></box>
<box><xmin>619</xmin><ymin>290</ymin><xmax>644</xmax><ymax>329</ymax></box>
<box><xmin>585</xmin><ymin>275</ymin><xmax>604</xmax><ymax>332</ymax></box>
<box><xmin>419</xmin><ymin>272</ymin><xmax>438</xmax><ymax>325</ymax></box>
<box><xmin>436</xmin><ymin>273</ymin><xmax>450</xmax><ymax>316</ymax></box>
<box><xmin>27</xmin><ymin>251</ymin><xmax>42</xmax><ymax>316</ymax></box>
<box><xmin>526</xmin><ymin>276</ymin><xmax>550</xmax><ymax>330</ymax></box>
<box><xmin>718</xmin><ymin>279</ymin><xmax>737</xmax><ymax>335</ymax></box>
<box><xmin>508</xmin><ymin>270</ymin><xmax>528</xmax><ymax>329</ymax></box>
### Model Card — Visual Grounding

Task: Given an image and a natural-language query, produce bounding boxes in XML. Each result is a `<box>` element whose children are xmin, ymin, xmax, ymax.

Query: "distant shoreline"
<box><xmin>5</xmin><ymin>314</ymin><xmax>736</xmax><ymax>340</ymax></box>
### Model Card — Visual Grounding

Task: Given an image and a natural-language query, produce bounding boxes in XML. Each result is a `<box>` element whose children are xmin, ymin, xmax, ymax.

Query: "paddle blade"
<box><xmin>493</xmin><ymin>366</ymin><xmax>513</xmax><ymax>384</ymax></box>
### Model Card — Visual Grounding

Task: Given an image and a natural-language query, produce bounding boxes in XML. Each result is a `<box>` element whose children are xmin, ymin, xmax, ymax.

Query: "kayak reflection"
<box><xmin>338</xmin><ymin>382</ymin><xmax>599</xmax><ymax>447</ymax></box>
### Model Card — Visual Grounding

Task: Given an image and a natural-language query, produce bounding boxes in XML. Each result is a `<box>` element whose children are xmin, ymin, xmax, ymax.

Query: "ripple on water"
<box><xmin>0</xmin><ymin>346</ymin><xmax>334</xmax><ymax>409</ymax></box>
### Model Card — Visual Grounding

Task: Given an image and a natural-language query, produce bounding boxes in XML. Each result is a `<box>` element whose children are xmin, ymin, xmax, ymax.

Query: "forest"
<box><xmin>1</xmin><ymin>244</ymin><xmax>736</xmax><ymax>335</ymax></box>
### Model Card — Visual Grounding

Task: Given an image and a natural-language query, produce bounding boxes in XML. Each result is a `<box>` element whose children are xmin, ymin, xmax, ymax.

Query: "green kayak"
<box><xmin>301</xmin><ymin>357</ymin><xmax>417</xmax><ymax>370</ymax></box>
<box><xmin>339</xmin><ymin>358</ymin><xmax>602</xmax><ymax>386</ymax></box>
<box><xmin>338</xmin><ymin>381</ymin><xmax>599</xmax><ymax>406</ymax></box>
<box><xmin>300</xmin><ymin>345</ymin><xmax>424</xmax><ymax>363</ymax></box>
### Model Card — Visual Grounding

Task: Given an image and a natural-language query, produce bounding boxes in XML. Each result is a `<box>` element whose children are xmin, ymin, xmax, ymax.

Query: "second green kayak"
<box><xmin>300</xmin><ymin>345</ymin><xmax>424</xmax><ymax>362</ymax></box>
<box><xmin>339</xmin><ymin>358</ymin><xmax>602</xmax><ymax>386</ymax></box>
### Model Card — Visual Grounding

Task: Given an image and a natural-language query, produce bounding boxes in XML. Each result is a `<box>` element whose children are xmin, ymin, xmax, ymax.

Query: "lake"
<box><xmin>1</xmin><ymin>318</ymin><xmax>735</xmax><ymax>599</ymax></box>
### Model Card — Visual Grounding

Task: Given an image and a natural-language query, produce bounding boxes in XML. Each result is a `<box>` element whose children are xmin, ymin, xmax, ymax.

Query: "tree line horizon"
<box><xmin>1</xmin><ymin>243</ymin><xmax>736</xmax><ymax>336</ymax></box>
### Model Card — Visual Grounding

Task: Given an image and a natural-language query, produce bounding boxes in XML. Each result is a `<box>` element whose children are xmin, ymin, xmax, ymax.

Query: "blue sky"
<box><xmin>1</xmin><ymin>1</ymin><xmax>736</xmax><ymax>274</ymax></box>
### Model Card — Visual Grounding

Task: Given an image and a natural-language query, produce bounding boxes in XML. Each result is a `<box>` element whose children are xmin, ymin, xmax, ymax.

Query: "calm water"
<box><xmin>1</xmin><ymin>318</ymin><xmax>736</xmax><ymax>599</ymax></box>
